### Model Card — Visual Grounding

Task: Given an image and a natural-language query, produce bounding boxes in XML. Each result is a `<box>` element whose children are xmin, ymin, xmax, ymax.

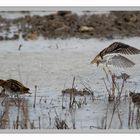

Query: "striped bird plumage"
<box><xmin>129</xmin><ymin>91</ymin><xmax>140</xmax><ymax>108</ymax></box>
<box><xmin>99</xmin><ymin>42</ymin><xmax>140</xmax><ymax>58</ymax></box>
<box><xmin>91</xmin><ymin>42</ymin><xmax>140</xmax><ymax>68</ymax></box>
<box><xmin>0</xmin><ymin>79</ymin><xmax>30</xmax><ymax>95</ymax></box>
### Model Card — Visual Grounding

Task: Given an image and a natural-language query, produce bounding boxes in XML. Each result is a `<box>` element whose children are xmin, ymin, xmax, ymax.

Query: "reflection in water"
<box><xmin>0</xmin><ymin>98</ymin><xmax>29</xmax><ymax>129</ymax></box>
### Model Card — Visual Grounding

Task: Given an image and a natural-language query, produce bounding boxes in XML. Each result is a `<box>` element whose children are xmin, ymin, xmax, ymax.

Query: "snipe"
<box><xmin>0</xmin><ymin>79</ymin><xmax>31</xmax><ymax>105</ymax></box>
<box><xmin>129</xmin><ymin>91</ymin><xmax>140</xmax><ymax>109</ymax></box>
<box><xmin>91</xmin><ymin>42</ymin><xmax>140</xmax><ymax>68</ymax></box>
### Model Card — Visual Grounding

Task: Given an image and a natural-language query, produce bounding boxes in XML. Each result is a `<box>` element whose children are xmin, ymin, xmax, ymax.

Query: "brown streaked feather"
<box><xmin>90</xmin><ymin>54</ymin><xmax>101</xmax><ymax>64</ymax></box>
<box><xmin>5</xmin><ymin>79</ymin><xmax>30</xmax><ymax>94</ymax></box>
<box><xmin>99</xmin><ymin>42</ymin><xmax>140</xmax><ymax>58</ymax></box>
<box><xmin>129</xmin><ymin>92</ymin><xmax>140</xmax><ymax>107</ymax></box>
<box><xmin>7</xmin><ymin>79</ymin><xmax>26</xmax><ymax>88</ymax></box>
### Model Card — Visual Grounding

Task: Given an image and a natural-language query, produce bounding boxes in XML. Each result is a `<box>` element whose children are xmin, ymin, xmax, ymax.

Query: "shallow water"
<box><xmin>0</xmin><ymin>11</ymin><xmax>110</xmax><ymax>19</ymax></box>
<box><xmin>0</xmin><ymin>37</ymin><xmax>140</xmax><ymax>129</ymax></box>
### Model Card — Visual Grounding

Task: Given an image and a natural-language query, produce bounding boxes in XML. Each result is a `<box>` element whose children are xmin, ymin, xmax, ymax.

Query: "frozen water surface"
<box><xmin>0</xmin><ymin>37</ymin><xmax>140</xmax><ymax>129</ymax></box>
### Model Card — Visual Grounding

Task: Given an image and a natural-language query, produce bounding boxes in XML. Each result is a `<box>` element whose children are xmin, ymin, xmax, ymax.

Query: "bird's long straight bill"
<box><xmin>20</xmin><ymin>91</ymin><xmax>32</xmax><ymax>94</ymax></box>
<box><xmin>90</xmin><ymin>55</ymin><xmax>100</xmax><ymax>64</ymax></box>
<box><xmin>90</xmin><ymin>59</ymin><xmax>95</xmax><ymax>64</ymax></box>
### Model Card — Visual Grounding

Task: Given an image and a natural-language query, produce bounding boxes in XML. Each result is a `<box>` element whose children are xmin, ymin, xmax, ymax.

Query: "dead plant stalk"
<box><xmin>33</xmin><ymin>85</ymin><xmax>37</xmax><ymax>108</ymax></box>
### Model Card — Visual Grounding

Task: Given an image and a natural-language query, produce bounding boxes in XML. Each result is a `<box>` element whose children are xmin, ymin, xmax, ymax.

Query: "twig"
<box><xmin>120</xmin><ymin>77</ymin><xmax>125</xmax><ymax>95</ymax></box>
<box><xmin>104</xmin><ymin>103</ymin><xmax>109</xmax><ymax>129</ymax></box>
<box><xmin>48</xmin><ymin>111</ymin><xmax>52</xmax><ymax>127</ymax></box>
<box><xmin>103</xmin><ymin>67</ymin><xmax>110</xmax><ymax>82</ymax></box>
<box><xmin>21</xmin><ymin>99</ymin><xmax>29</xmax><ymax>129</ymax></box>
<box><xmin>15</xmin><ymin>98</ymin><xmax>21</xmax><ymax>129</ymax></box>
<box><xmin>69</xmin><ymin>77</ymin><xmax>75</xmax><ymax>109</ymax></box>
<box><xmin>103</xmin><ymin>78</ymin><xmax>111</xmax><ymax>96</ymax></box>
<box><xmin>131</xmin><ymin>105</ymin><xmax>135</xmax><ymax>127</ymax></box>
<box><xmin>128</xmin><ymin>98</ymin><xmax>132</xmax><ymax>128</ymax></box>
<box><xmin>117</xmin><ymin>107</ymin><xmax>123</xmax><ymax>127</ymax></box>
<box><xmin>18</xmin><ymin>44</ymin><xmax>22</xmax><ymax>51</ymax></box>
<box><xmin>111</xmin><ymin>74</ymin><xmax>116</xmax><ymax>99</ymax></box>
<box><xmin>108</xmin><ymin>98</ymin><xmax>121</xmax><ymax>129</ymax></box>
<box><xmin>108</xmin><ymin>103</ymin><xmax>116</xmax><ymax>129</ymax></box>
<box><xmin>62</xmin><ymin>93</ymin><xmax>66</xmax><ymax>109</ymax></box>
<box><xmin>33</xmin><ymin>85</ymin><xmax>37</xmax><ymax>108</ymax></box>
<box><xmin>38</xmin><ymin>116</ymin><xmax>41</xmax><ymax>129</ymax></box>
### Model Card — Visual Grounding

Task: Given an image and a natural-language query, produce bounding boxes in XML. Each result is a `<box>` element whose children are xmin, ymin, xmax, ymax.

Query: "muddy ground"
<box><xmin>1</xmin><ymin>11</ymin><xmax>140</xmax><ymax>40</ymax></box>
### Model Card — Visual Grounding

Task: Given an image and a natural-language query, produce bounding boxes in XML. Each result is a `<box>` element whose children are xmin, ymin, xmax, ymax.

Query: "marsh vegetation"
<box><xmin>0</xmin><ymin>11</ymin><xmax>140</xmax><ymax>130</ymax></box>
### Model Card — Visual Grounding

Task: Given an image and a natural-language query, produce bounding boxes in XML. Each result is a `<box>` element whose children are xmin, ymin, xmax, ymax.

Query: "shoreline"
<box><xmin>0</xmin><ymin>11</ymin><xmax>140</xmax><ymax>40</ymax></box>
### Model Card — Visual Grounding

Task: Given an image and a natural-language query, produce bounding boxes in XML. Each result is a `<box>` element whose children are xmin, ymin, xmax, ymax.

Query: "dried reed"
<box><xmin>33</xmin><ymin>85</ymin><xmax>37</xmax><ymax>108</ymax></box>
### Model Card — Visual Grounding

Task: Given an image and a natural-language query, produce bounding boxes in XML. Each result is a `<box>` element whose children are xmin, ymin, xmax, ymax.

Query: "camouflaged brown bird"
<box><xmin>91</xmin><ymin>42</ymin><xmax>140</xmax><ymax>68</ymax></box>
<box><xmin>129</xmin><ymin>91</ymin><xmax>140</xmax><ymax>108</ymax></box>
<box><xmin>0</xmin><ymin>79</ymin><xmax>31</xmax><ymax>96</ymax></box>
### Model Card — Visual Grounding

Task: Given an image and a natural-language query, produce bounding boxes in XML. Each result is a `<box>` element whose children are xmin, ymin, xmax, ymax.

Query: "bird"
<box><xmin>129</xmin><ymin>92</ymin><xmax>140</xmax><ymax>123</ymax></box>
<box><xmin>90</xmin><ymin>42</ymin><xmax>140</xmax><ymax>68</ymax></box>
<box><xmin>0</xmin><ymin>79</ymin><xmax>31</xmax><ymax>105</ymax></box>
<box><xmin>129</xmin><ymin>91</ymin><xmax>140</xmax><ymax>109</ymax></box>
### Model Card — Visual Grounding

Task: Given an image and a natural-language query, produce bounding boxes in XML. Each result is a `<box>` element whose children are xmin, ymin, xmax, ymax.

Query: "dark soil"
<box><xmin>1</xmin><ymin>11</ymin><xmax>140</xmax><ymax>40</ymax></box>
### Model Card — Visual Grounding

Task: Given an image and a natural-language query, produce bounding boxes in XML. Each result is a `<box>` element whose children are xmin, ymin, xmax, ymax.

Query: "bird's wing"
<box><xmin>7</xmin><ymin>79</ymin><xmax>29</xmax><ymax>91</ymax></box>
<box><xmin>7</xmin><ymin>79</ymin><xmax>24</xmax><ymax>87</ymax></box>
<box><xmin>107</xmin><ymin>55</ymin><xmax>135</xmax><ymax>68</ymax></box>
<box><xmin>6</xmin><ymin>80</ymin><xmax>20</xmax><ymax>92</ymax></box>
<box><xmin>100</xmin><ymin>42</ymin><xmax>140</xmax><ymax>57</ymax></box>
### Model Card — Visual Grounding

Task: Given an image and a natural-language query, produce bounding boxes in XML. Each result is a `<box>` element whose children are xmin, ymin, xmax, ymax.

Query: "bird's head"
<box><xmin>129</xmin><ymin>91</ymin><xmax>135</xmax><ymax>97</ymax></box>
<box><xmin>90</xmin><ymin>54</ymin><xmax>102</xmax><ymax>67</ymax></box>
